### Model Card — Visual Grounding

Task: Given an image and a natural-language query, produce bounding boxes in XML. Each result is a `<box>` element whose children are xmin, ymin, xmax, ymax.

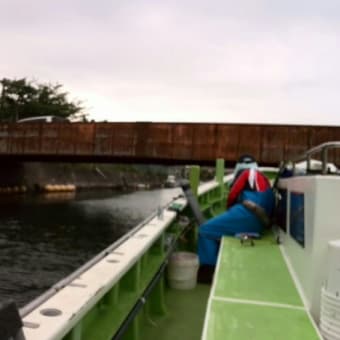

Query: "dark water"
<box><xmin>0</xmin><ymin>188</ymin><xmax>181</xmax><ymax>308</ymax></box>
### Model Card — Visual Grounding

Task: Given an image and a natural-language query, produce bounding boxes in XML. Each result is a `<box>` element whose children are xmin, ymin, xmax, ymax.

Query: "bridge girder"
<box><xmin>0</xmin><ymin>122</ymin><xmax>339</xmax><ymax>166</ymax></box>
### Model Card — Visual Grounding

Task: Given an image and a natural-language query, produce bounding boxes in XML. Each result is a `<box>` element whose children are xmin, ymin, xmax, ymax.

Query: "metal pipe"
<box><xmin>292</xmin><ymin>141</ymin><xmax>340</xmax><ymax>173</ymax></box>
<box><xmin>306</xmin><ymin>155</ymin><xmax>311</xmax><ymax>172</ymax></box>
<box><xmin>304</xmin><ymin>141</ymin><xmax>340</xmax><ymax>158</ymax></box>
<box><xmin>322</xmin><ymin>147</ymin><xmax>328</xmax><ymax>174</ymax></box>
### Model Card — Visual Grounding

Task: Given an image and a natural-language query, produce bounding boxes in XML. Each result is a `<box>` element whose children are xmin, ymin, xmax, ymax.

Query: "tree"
<box><xmin>0</xmin><ymin>78</ymin><xmax>86</xmax><ymax>122</ymax></box>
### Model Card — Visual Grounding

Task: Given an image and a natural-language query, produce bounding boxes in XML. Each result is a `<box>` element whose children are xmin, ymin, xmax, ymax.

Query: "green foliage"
<box><xmin>0</xmin><ymin>78</ymin><xmax>84</xmax><ymax>122</ymax></box>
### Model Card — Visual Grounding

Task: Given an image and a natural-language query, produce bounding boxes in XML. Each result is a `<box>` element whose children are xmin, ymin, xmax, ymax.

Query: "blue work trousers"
<box><xmin>198</xmin><ymin>204</ymin><xmax>262</xmax><ymax>265</ymax></box>
<box><xmin>198</xmin><ymin>189</ymin><xmax>274</xmax><ymax>266</ymax></box>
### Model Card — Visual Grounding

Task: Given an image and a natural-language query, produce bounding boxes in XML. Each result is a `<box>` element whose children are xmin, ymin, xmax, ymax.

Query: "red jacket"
<box><xmin>227</xmin><ymin>169</ymin><xmax>271</xmax><ymax>208</ymax></box>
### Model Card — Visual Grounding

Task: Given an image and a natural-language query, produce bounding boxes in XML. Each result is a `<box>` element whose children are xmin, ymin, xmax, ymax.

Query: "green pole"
<box><xmin>216</xmin><ymin>159</ymin><xmax>226</xmax><ymax>211</ymax></box>
<box><xmin>188</xmin><ymin>165</ymin><xmax>200</xmax><ymax>251</ymax></box>
<box><xmin>189</xmin><ymin>165</ymin><xmax>200</xmax><ymax>196</ymax></box>
<box><xmin>215</xmin><ymin>159</ymin><xmax>225</xmax><ymax>187</ymax></box>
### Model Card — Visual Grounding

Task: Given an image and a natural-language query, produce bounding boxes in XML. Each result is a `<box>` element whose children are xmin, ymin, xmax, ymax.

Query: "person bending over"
<box><xmin>197</xmin><ymin>155</ymin><xmax>275</xmax><ymax>283</ymax></box>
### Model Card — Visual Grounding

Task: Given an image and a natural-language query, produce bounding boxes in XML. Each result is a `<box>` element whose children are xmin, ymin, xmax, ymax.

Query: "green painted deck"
<box><xmin>202</xmin><ymin>236</ymin><xmax>321</xmax><ymax>340</ymax></box>
<box><xmin>141</xmin><ymin>284</ymin><xmax>210</xmax><ymax>340</ymax></box>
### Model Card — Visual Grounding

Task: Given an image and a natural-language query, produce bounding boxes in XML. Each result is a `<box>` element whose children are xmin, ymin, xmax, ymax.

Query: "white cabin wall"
<box><xmin>278</xmin><ymin>176</ymin><xmax>340</xmax><ymax>322</ymax></box>
<box><xmin>310</xmin><ymin>178</ymin><xmax>340</xmax><ymax>321</ymax></box>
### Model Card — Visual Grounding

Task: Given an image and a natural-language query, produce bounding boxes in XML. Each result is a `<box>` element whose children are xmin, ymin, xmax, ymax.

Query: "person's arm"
<box><xmin>227</xmin><ymin>169</ymin><xmax>249</xmax><ymax>208</ymax></box>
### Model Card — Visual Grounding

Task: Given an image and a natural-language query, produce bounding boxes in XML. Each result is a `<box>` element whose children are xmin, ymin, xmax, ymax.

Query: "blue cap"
<box><xmin>234</xmin><ymin>154</ymin><xmax>258</xmax><ymax>175</ymax></box>
<box><xmin>237</xmin><ymin>154</ymin><xmax>256</xmax><ymax>164</ymax></box>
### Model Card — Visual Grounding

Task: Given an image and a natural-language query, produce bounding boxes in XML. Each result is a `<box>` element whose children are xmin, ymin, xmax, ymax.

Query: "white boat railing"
<box><xmin>19</xmin><ymin>165</ymin><xmax>278</xmax><ymax>340</ymax></box>
<box><xmin>19</xmin><ymin>199</ymin><xmax>179</xmax><ymax>318</ymax></box>
<box><xmin>293</xmin><ymin>141</ymin><xmax>340</xmax><ymax>174</ymax></box>
<box><xmin>20</xmin><ymin>170</ymin><xmax>229</xmax><ymax>340</ymax></box>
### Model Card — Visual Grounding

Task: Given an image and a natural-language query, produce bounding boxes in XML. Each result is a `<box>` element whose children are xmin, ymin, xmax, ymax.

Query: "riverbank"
<box><xmin>0</xmin><ymin>162</ymin><xmax>219</xmax><ymax>195</ymax></box>
<box><xmin>0</xmin><ymin>162</ymin><xmax>172</xmax><ymax>194</ymax></box>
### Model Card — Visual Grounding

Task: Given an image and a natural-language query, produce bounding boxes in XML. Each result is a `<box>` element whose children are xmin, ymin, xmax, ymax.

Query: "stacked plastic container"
<box><xmin>321</xmin><ymin>240</ymin><xmax>340</xmax><ymax>339</ymax></box>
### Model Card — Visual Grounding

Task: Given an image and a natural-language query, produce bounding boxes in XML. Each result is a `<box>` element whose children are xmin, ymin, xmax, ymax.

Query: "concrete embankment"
<box><xmin>0</xmin><ymin>162</ymin><xmax>169</xmax><ymax>194</ymax></box>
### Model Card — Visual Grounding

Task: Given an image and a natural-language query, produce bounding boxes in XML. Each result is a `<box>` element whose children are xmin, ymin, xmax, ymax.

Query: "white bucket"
<box><xmin>167</xmin><ymin>251</ymin><xmax>199</xmax><ymax>290</ymax></box>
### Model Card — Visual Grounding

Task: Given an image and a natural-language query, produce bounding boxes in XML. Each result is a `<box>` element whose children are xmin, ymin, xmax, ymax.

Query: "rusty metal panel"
<box><xmin>332</xmin><ymin>126</ymin><xmax>340</xmax><ymax>142</ymax></box>
<box><xmin>141</xmin><ymin>142</ymin><xmax>172</xmax><ymax>160</ymax></box>
<box><xmin>139</xmin><ymin>123</ymin><xmax>175</xmax><ymax>160</ymax></box>
<box><xmin>192</xmin><ymin>143</ymin><xmax>216</xmax><ymax>161</ymax></box>
<box><xmin>332</xmin><ymin>127</ymin><xmax>340</xmax><ymax>165</ymax></box>
<box><xmin>135</xmin><ymin>122</ymin><xmax>152</xmax><ymax>158</ymax></box>
<box><xmin>191</xmin><ymin>124</ymin><xmax>217</xmax><ymax>161</ymax></box>
<box><xmin>96</xmin><ymin>122</ymin><xmax>114</xmax><ymax>136</ymax></box>
<box><xmin>151</xmin><ymin>125</ymin><xmax>177</xmax><ymax>160</ymax></box>
<box><xmin>306</xmin><ymin>127</ymin><xmax>330</xmax><ymax>162</ymax></box>
<box><xmin>41</xmin><ymin>126</ymin><xmax>56</xmax><ymax>155</ymax></box>
<box><xmin>309</xmin><ymin>126</ymin><xmax>331</xmax><ymax>148</ymax></box>
<box><xmin>0</xmin><ymin>124</ymin><xmax>9</xmax><ymax>154</ymax></box>
<box><xmin>77</xmin><ymin>123</ymin><xmax>95</xmax><ymax>143</ymax></box>
<box><xmin>21</xmin><ymin>124</ymin><xmax>41</xmax><ymax>154</ymax></box>
<box><xmin>192</xmin><ymin>124</ymin><xmax>216</xmax><ymax>145</ymax></box>
<box><xmin>40</xmin><ymin>124</ymin><xmax>59</xmax><ymax>154</ymax></box>
<box><xmin>95</xmin><ymin>123</ymin><xmax>114</xmax><ymax>137</ymax></box>
<box><xmin>94</xmin><ymin>123</ymin><xmax>113</xmax><ymax>155</ymax></box>
<box><xmin>111</xmin><ymin>123</ymin><xmax>136</xmax><ymax>157</ymax></box>
<box><xmin>10</xmin><ymin>140</ymin><xmax>24</xmax><ymax>154</ymax></box>
<box><xmin>134</xmin><ymin>122</ymin><xmax>155</xmax><ymax>158</ymax></box>
<box><xmin>237</xmin><ymin>125</ymin><xmax>262</xmax><ymax>161</ymax></box>
<box><xmin>41</xmin><ymin>124</ymin><xmax>59</xmax><ymax>138</ymax></box>
<box><xmin>152</xmin><ymin>143</ymin><xmax>174</xmax><ymax>160</ymax></box>
<box><xmin>94</xmin><ymin>137</ymin><xmax>112</xmax><ymax>155</ymax></box>
<box><xmin>22</xmin><ymin>139</ymin><xmax>41</xmax><ymax>154</ymax></box>
<box><xmin>1</xmin><ymin>122</ymin><xmax>340</xmax><ymax>165</ymax></box>
<box><xmin>171</xmin><ymin>124</ymin><xmax>194</xmax><ymax>160</ymax></box>
<box><xmin>58</xmin><ymin>124</ymin><xmax>77</xmax><ymax>154</ymax></box>
<box><xmin>325</xmin><ymin>127</ymin><xmax>340</xmax><ymax>166</ymax></box>
<box><xmin>261</xmin><ymin>126</ymin><xmax>288</xmax><ymax>164</ymax></box>
<box><xmin>215</xmin><ymin>125</ymin><xmax>239</xmax><ymax>161</ymax></box>
<box><xmin>74</xmin><ymin>123</ymin><xmax>95</xmax><ymax>155</ymax></box>
<box><xmin>8</xmin><ymin>124</ymin><xmax>27</xmax><ymax>154</ymax></box>
<box><xmin>284</xmin><ymin>126</ymin><xmax>309</xmax><ymax>161</ymax></box>
<box><xmin>40</xmin><ymin>138</ymin><xmax>58</xmax><ymax>154</ymax></box>
<box><xmin>172</xmin><ymin>124</ymin><xmax>194</xmax><ymax>144</ymax></box>
<box><xmin>146</xmin><ymin>123</ymin><xmax>173</xmax><ymax>143</ymax></box>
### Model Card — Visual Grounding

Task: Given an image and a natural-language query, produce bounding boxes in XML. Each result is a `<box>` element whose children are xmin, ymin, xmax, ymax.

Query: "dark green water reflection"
<box><xmin>0</xmin><ymin>188</ymin><xmax>181</xmax><ymax>307</ymax></box>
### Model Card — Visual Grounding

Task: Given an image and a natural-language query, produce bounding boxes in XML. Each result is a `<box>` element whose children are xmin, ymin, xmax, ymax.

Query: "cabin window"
<box><xmin>289</xmin><ymin>192</ymin><xmax>305</xmax><ymax>247</ymax></box>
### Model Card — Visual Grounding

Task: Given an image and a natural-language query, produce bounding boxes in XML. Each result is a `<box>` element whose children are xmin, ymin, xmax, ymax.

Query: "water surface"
<box><xmin>0</xmin><ymin>188</ymin><xmax>181</xmax><ymax>307</ymax></box>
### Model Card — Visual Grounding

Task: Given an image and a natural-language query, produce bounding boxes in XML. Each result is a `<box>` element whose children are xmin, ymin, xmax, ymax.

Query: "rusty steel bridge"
<box><xmin>0</xmin><ymin>122</ymin><xmax>339</xmax><ymax>166</ymax></box>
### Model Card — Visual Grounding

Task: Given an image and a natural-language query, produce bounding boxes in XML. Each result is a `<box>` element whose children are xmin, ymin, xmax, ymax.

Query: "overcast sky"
<box><xmin>1</xmin><ymin>1</ymin><xmax>340</xmax><ymax>125</ymax></box>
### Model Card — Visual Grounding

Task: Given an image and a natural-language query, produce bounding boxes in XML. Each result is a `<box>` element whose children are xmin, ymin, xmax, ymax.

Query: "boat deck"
<box><xmin>142</xmin><ymin>283</ymin><xmax>210</xmax><ymax>340</ymax></box>
<box><xmin>202</xmin><ymin>235</ymin><xmax>321</xmax><ymax>339</ymax></box>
